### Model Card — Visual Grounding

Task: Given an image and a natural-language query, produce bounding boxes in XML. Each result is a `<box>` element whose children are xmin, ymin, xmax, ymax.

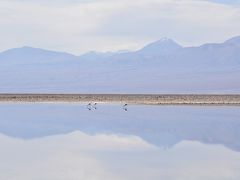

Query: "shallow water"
<box><xmin>0</xmin><ymin>103</ymin><xmax>240</xmax><ymax>180</ymax></box>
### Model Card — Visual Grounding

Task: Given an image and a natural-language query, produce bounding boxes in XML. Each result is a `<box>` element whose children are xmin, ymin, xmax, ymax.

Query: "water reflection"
<box><xmin>0</xmin><ymin>104</ymin><xmax>240</xmax><ymax>179</ymax></box>
<box><xmin>86</xmin><ymin>103</ymin><xmax>98</xmax><ymax>111</ymax></box>
<box><xmin>0</xmin><ymin>131</ymin><xmax>240</xmax><ymax>180</ymax></box>
<box><xmin>0</xmin><ymin>104</ymin><xmax>239</xmax><ymax>151</ymax></box>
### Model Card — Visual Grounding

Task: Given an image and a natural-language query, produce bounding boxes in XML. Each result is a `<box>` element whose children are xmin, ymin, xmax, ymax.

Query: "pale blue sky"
<box><xmin>0</xmin><ymin>0</ymin><xmax>240</xmax><ymax>54</ymax></box>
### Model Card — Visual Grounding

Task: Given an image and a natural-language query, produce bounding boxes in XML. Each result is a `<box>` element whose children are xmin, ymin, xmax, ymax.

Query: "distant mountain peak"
<box><xmin>157</xmin><ymin>37</ymin><xmax>175</xmax><ymax>43</ymax></box>
<box><xmin>144</xmin><ymin>38</ymin><xmax>181</xmax><ymax>48</ymax></box>
<box><xmin>2</xmin><ymin>46</ymin><xmax>49</xmax><ymax>54</ymax></box>
<box><xmin>224</xmin><ymin>36</ymin><xmax>240</xmax><ymax>46</ymax></box>
<box><xmin>0</xmin><ymin>46</ymin><xmax>76</xmax><ymax>65</ymax></box>
<box><xmin>139</xmin><ymin>38</ymin><xmax>182</xmax><ymax>55</ymax></box>
<box><xmin>21</xmin><ymin>46</ymin><xmax>34</xmax><ymax>49</ymax></box>
<box><xmin>1</xmin><ymin>46</ymin><xmax>76</xmax><ymax>58</ymax></box>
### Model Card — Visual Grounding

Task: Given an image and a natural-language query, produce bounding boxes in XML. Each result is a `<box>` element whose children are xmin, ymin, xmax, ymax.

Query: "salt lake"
<box><xmin>0</xmin><ymin>103</ymin><xmax>240</xmax><ymax>180</ymax></box>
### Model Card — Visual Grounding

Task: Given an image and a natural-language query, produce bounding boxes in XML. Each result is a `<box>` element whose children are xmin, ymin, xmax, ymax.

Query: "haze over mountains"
<box><xmin>0</xmin><ymin>36</ymin><xmax>240</xmax><ymax>93</ymax></box>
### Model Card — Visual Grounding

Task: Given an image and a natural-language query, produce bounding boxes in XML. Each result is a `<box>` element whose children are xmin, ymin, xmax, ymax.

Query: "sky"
<box><xmin>0</xmin><ymin>0</ymin><xmax>240</xmax><ymax>55</ymax></box>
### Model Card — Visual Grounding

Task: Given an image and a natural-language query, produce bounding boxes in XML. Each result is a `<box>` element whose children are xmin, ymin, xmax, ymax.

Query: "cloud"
<box><xmin>0</xmin><ymin>0</ymin><xmax>239</xmax><ymax>54</ymax></box>
<box><xmin>93</xmin><ymin>0</ymin><xmax>240</xmax><ymax>46</ymax></box>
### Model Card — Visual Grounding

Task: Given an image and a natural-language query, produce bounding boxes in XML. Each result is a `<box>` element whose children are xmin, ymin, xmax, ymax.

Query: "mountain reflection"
<box><xmin>0</xmin><ymin>104</ymin><xmax>239</xmax><ymax>151</ymax></box>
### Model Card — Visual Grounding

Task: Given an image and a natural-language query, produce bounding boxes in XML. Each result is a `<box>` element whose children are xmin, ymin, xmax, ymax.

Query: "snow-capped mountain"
<box><xmin>137</xmin><ymin>38</ymin><xmax>183</xmax><ymax>55</ymax></box>
<box><xmin>0</xmin><ymin>36</ymin><xmax>239</xmax><ymax>93</ymax></box>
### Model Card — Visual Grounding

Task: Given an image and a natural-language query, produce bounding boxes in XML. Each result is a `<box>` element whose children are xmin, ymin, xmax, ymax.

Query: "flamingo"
<box><xmin>87</xmin><ymin>103</ymin><xmax>92</xmax><ymax>110</ymax></box>
<box><xmin>93</xmin><ymin>103</ymin><xmax>97</xmax><ymax>110</ymax></box>
<box><xmin>123</xmin><ymin>104</ymin><xmax>128</xmax><ymax>111</ymax></box>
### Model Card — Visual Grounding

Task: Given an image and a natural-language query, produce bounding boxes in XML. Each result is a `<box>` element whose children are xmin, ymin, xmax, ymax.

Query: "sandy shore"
<box><xmin>0</xmin><ymin>94</ymin><xmax>240</xmax><ymax>105</ymax></box>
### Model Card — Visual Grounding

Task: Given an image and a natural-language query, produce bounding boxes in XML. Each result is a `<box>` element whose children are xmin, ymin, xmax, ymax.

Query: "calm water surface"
<box><xmin>0</xmin><ymin>103</ymin><xmax>240</xmax><ymax>180</ymax></box>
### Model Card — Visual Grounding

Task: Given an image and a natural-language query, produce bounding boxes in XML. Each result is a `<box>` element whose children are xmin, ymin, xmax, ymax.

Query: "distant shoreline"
<box><xmin>0</xmin><ymin>94</ymin><xmax>240</xmax><ymax>106</ymax></box>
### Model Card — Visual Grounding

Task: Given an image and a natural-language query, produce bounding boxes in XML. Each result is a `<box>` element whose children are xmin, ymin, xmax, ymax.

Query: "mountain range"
<box><xmin>0</xmin><ymin>36</ymin><xmax>240</xmax><ymax>93</ymax></box>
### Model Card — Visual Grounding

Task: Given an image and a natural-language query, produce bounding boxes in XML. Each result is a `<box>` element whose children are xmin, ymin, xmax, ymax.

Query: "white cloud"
<box><xmin>0</xmin><ymin>0</ymin><xmax>239</xmax><ymax>54</ymax></box>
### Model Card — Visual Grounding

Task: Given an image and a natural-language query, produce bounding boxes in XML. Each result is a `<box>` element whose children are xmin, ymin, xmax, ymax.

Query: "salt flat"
<box><xmin>0</xmin><ymin>94</ymin><xmax>239</xmax><ymax>105</ymax></box>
